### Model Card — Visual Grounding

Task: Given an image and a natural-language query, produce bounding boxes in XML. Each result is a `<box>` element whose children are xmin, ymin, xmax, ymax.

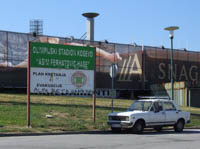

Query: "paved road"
<box><xmin>0</xmin><ymin>129</ymin><xmax>200</xmax><ymax>149</ymax></box>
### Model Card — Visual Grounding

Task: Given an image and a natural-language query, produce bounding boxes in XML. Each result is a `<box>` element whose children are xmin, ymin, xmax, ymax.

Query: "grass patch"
<box><xmin>0</xmin><ymin>93</ymin><xmax>199</xmax><ymax>134</ymax></box>
<box><xmin>180</xmin><ymin>106</ymin><xmax>200</xmax><ymax>128</ymax></box>
<box><xmin>0</xmin><ymin>93</ymin><xmax>131</xmax><ymax>133</ymax></box>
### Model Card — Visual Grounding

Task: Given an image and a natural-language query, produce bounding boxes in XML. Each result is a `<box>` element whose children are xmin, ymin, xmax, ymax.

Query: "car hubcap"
<box><xmin>137</xmin><ymin>124</ymin><xmax>142</xmax><ymax>131</ymax></box>
<box><xmin>178</xmin><ymin>122</ymin><xmax>183</xmax><ymax>130</ymax></box>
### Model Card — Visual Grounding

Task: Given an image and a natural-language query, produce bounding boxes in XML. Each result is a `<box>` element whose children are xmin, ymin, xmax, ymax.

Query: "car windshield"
<box><xmin>127</xmin><ymin>101</ymin><xmax>152</xmax><ymax>111</ymax></box>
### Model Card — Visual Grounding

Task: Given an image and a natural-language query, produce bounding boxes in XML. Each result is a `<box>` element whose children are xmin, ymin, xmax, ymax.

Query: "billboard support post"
<box><xmin>27</xmin><ymin>42</ymin><xmax>31</xmax><ymax>127</ymax></box>
<box><xmin>93</xmin><ymin>48</ymin><xmax>96</xmax><ymax>123</ymax></box>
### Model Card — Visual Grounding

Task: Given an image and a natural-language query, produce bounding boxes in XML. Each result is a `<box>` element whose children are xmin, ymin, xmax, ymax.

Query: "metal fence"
<box><xmin>1</xmin><ymin>30</ymin><xmax>200</xmax><ymax>104</ymax></box>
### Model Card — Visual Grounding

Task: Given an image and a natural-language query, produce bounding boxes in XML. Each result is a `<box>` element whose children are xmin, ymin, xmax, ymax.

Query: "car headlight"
<box><xmin>125</xmin><ymin>116</ymin><xmax>129</xmax><ymax>121</ymax></box>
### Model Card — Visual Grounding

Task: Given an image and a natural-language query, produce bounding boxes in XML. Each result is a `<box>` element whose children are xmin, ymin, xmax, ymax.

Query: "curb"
<box><xmin>1</xmin><ymin>127</ymin><xmax>200</xmax><ymax>137</ymax></box>
<box><xmin>0</xmin><ymin>130</ymin><xmax>111</xmax><ymax>137</ymax></box>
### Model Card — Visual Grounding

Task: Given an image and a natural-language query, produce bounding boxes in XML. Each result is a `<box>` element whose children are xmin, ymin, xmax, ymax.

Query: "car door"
<box><xmin>147</xmin><ymin>101</ymin><xmax>166</xmax><ymax>126</ymax></box>
<box><xmin>163</xmin><ymin>101</ymin><xmax>177</xmax><ymax>125</ymax></box>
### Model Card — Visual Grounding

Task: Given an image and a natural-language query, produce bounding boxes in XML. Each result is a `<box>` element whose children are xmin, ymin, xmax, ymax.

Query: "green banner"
<box><xmin>30</xmin><ymin>42</ymin><xmax>95</xmax><ymax>70</ymax></box>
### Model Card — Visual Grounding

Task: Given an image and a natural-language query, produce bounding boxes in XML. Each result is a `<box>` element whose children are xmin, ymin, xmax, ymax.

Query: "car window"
<box><xmin>150</xmin><ymin>105</ymin><xmax>155</xmax><ymax>111</ymax></box>
<box><xmin>143</xmin><ymin>102</ymin><xmax>152</xmax><ymax>111</ymax></box>
<box><xmin>128</xmin><ymin>101</ymin><xmax>152</xmax><ymax>111</ymax></box>
<box><xmin>153</xmin><ymin>102</ymin><xmax>163</xmax><ymax>111</ymax></box>
<box><xmin>164</xmin><ymin>102</ymin><xmax>176</xmax><ymax>111</ymax></box>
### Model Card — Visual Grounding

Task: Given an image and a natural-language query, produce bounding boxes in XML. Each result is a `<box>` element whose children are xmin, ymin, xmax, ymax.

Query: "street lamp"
<box><xmin>164</xmin><ymin>26</ymin><xmax>179</xmax><ymax>100</ymax></box>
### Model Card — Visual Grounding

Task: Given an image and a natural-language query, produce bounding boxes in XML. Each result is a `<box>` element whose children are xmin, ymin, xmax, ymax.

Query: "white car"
<box><xmin>107</xmin><ymin>97</ymin><xmax>190</xmax><ymax>133</ymax></box>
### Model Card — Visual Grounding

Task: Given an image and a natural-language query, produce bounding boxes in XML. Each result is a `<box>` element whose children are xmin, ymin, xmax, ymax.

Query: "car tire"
<box><xmin>132</xmin><ymin>120</ymin><xmax>144</xmax><ymax>134</ymax></box>
<box><xmin>174</xmin><ymin>119</ymin><xmax>184</xmax><ymax>132</ymax></box>
<box><xmin>111</xmin><ymin>127</ymin><xmax>121</xmax><ymax>133</ymax></box>
<box><xmin>154</xmin><ymin>126</ymin><xmax>162</xmax><ymax>132</ymax></box>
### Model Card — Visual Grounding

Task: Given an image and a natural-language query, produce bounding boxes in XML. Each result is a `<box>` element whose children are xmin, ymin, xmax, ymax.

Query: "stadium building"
<box><xmin>0</xmin><ymin>30</ymin><xmax>200</xmax><ymax>107</ymax></box>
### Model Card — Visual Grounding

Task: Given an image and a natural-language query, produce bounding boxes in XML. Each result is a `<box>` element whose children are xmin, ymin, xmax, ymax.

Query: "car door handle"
<box><xmin>162</xmin><ymin>112</ymin><xmax>165</xmax><ymax>114</ymax></box>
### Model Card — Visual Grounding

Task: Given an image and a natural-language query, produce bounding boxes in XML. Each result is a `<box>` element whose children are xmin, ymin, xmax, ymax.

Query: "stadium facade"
<box><xmin>0</xmin><ymin>30</ymin><xmax>200</xmax><ymax>107</ymax></box>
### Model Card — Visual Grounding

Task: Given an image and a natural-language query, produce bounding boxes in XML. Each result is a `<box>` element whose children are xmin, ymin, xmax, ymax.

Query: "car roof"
<box><xmin>137</xmin><ymin>99</ymin><xmax>172</xmax><ymax>102</ymax></box>
<box><xmin>137</xmin><ymin>96</ymin><xmax>171</xmax><ymax>102</ymax></box>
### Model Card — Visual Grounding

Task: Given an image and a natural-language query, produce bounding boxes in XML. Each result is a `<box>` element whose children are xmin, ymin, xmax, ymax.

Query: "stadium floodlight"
<box><xmin>164</xmin><ymin>26</ymin><xmax>179</xmax><ymax>100</ymax></box>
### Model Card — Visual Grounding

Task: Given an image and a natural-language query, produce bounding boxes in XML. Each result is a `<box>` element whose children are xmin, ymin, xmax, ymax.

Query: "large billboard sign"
<box><xmin>29</xmin><ymin>42</ymin><xmax>95</xmax><ymax>95</ymax></box>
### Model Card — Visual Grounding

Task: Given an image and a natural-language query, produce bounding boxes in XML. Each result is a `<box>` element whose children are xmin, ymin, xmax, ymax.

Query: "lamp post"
<box><xmin>164</xmin><ymin>26</ymin><xmax>179</xmax><ymax>100</ymax></box>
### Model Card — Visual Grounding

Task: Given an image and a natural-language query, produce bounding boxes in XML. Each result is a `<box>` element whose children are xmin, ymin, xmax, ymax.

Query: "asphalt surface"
<box><xmin>0</xmin><ymin>129</ymin><xmax>200</xmax><ymax>149</ymax></box>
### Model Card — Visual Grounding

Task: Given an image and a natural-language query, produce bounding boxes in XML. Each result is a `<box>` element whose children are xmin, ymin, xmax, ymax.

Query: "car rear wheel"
<box><xmin>132</xmin><ymin>120</ymin><xmax>144</xmax><ymax>134</ymax></box>
<box><xmin>174</xmin><ymin>119</ymin><xmax>184</xmax><ymax>132</ymax></box>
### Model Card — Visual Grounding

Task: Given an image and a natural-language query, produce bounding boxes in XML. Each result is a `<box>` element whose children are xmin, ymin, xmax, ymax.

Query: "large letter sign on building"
<box><xmin>29</xmin><ymin>42</ymin><xmax>95</xmax><ymax>95</ymax></box>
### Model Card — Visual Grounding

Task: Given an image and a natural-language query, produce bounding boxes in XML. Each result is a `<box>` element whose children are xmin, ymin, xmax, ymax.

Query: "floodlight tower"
<box><xmin>82</xmin><ymin>12</ymin><xmax>99</xmax><ymax>41</ymax></box>
<box><xmin>30</xmin><ymin>19</ymin><xmax>43</xmax><ymax>36</ymax></box>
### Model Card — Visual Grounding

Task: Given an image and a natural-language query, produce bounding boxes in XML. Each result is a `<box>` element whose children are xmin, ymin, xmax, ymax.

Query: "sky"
<box><xmin>0</xmin><ymin>0</ymin><xmax>200</xmax><ymax>51</ymax></box>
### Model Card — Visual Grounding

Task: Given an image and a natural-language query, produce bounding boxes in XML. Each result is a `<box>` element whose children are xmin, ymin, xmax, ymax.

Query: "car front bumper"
<box><xmin>107</xmin><ymin>121</ymin><xmax>133</xmax><ymax>128</ymax></box>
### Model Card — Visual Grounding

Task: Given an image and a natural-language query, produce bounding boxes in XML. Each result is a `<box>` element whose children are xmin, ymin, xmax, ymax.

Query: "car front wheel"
<box><xmin>132</xmin><ymin>120</ymin><xmax>144</xmax><ymax>134</ymax></box>
<box><xmin>174</xmin><ymin>119</ymin><xmax>185</xmax><ymax>132</ymax></box>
